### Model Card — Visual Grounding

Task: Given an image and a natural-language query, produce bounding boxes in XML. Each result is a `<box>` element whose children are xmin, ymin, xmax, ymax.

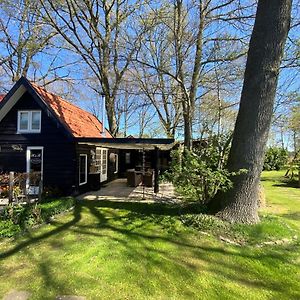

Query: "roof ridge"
<box><xmin>29</xmin><ymin>81</ymin><xmax>98</xmax><ymax>119</ymax></box>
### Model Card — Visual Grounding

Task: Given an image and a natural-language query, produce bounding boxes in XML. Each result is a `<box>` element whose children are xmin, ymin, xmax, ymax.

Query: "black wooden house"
<box><xmin>0</xmin><ymin>77</ymin><xmax>174</xmax><ymax>195</ymax></box>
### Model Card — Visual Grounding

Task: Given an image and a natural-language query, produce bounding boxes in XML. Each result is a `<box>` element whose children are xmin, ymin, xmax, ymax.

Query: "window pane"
<box><xmin>102</xmin><ymin>150</ymin><xmax>107</xmax><ymax>174</ymax></box>
<box><xmin>19</xmin><ymin>112</ymin><xmax>29</xmax><ymax>130</ymax></box>
<box><xmin>29</xmin><ymin>149</ymin><xmax>42</xmax><ymax>185</ymax></box>
<box><xmin>31</xmin><ymin>112</ymin><xmax>41</xmax><ymax>130</ymax></box>
<box><xmin>125</xmin><ymin>153</ymin><xmax>130</xmax><ymax>164</ymax></box>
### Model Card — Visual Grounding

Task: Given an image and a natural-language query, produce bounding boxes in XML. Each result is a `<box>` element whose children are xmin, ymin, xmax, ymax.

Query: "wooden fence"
<box><xmin>0</xmin><ymin>172</ymin><xmax>42</xmax><ymax>204</ymax></box>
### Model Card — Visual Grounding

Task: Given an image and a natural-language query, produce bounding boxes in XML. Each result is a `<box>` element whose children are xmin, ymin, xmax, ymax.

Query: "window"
<box><xmin>18</xmin><ymin>111</ymin><xmax>41</xmax><ymax>133</ymax></box>
<box><xmin>93</xmin><ymin>148</ymin><xmax>102</xmax><ymax>174</ymax></box>
<box><xmin>94</xmin><ymin>147</ymin><xmax>108</xmax><ymax>182</ymax></box>
<box><xmin>101</xmin><ymin>149</ymin><xmax>108</xmax><ymax>182</ymax></box>
<box><xmin>125</xmin><ymin>152</ymin><xmax>130</xmax><ymax>164</ymax></box>
<box><xmin>79</xmin><ymin>154</ymin><xmax>87</xmax><ymax>185</ymax></box>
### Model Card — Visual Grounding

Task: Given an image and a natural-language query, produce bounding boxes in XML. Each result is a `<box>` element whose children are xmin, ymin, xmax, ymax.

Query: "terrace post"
<box><xmin>154</xmin><ymin>147</ymin><xmax>160</xmax><ymax>193</ymax></box>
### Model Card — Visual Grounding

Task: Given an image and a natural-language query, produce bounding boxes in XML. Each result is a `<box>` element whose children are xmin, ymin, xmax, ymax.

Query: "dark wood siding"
<box><xmin>75</xmin><ymin>145</ymin><xmax>120</xmax><ymax>193</ymax></box>
<box><xmin>0</xmin><ymin>91</ymin><xmax>76</xmax><ymax>195</ymax></box>
<box><xmin>75</xmin><ymin>143</ymin><xmax>92</xmax><ymax>194</ymax></box>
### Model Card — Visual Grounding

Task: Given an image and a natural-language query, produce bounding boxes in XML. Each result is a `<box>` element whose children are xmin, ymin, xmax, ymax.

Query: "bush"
<box><xmin>0</xmin><ymin>197</ymin><xmax>75</xmax><ymax>237</ymax></box>
<box><xmin>0</xmin><ymin>219</ymin><xmax>21</xmax><ymax>237</ymax></box>
<box><xmin>165</xmin><ymin>134</ymin><xmax>245</xmax><ymax>204</ymax></box>
<box><xmin>263</xmin><ymin>147</ymin><xmax>288</xmax><ymax>171</ymax></box>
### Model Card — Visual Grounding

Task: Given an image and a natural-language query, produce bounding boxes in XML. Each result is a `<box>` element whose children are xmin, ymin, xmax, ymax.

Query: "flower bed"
<box><xmin>0</xmin><ymin>173</ymin><xmax>9</xmax><ymax>199</ymax></box>
<box><xmin>0</xmin><ymin>197</ymin><xmax>75</xmax><ymax>237</ymax></box>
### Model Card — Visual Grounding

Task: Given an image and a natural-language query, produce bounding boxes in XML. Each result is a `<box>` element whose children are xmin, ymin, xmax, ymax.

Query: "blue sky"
<box><xmin>0</xmin><ymin>0</ymin><xmax>299</xmax><ymax>141</ymax></box>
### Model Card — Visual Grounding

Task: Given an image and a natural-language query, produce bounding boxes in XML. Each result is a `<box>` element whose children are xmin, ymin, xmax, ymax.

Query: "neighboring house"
<box><xmin>0</xmin><ymin>77</ymin><xmax>174</xmax><ymax>195</ymax></box>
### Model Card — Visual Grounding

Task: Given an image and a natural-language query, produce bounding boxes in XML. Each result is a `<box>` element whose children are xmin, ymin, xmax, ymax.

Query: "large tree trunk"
<box><xmin>208</xmin><ymin>0</ymin><xmax>292</xmax><ymax>224</ymax></box>
<box><xmin>106</xmin><ymin>97</ymin><xmax>118</xmax><ymax>136</ymax></box>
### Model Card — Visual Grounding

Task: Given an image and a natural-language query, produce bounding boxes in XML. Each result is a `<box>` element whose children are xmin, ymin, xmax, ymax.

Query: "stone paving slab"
<box><xmin>77</xmin><ymin>178</ymin><xmax>180</xmax><ymax>203</ymax></box>
<box><xmin>3</xmin><ymin>290</ymin><xmax>31</xmax><ymax>300</ymax></box>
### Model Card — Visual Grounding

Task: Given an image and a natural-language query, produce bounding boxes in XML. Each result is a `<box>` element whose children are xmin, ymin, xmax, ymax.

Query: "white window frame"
<box><xmin>17</xmin><ymin>110</ymin><xmax>41</xmax><ymax>133</ymax></box>
<box><xmin>79</xmin><ymin>154</ymin><xmax>88</xmax><ymax>186</ymax></box>
<box><xmin>100</xmin><ymin>148</ymin><xmax>108</xmax><ymax>182</ymax></box>
<box><xmin>114</xmin><ymin>154</ymin><xmax>119</xmax><ymax>174</ymax></box>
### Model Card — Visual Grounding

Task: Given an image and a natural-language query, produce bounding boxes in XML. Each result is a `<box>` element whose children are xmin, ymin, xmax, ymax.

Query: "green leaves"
<box><xmin>263</xmin><ymin>147</ymin><xmax>288</xmax><ymax>171</ymax></box>
<box><xmin>165</xmin><ymin>135</ymin><xmax>236</xmax><ymax>204</ymax></box>
<box><xmin>0</xmin><ymin>197</ymin><xmax>75</xmax><ymax>237</ymax></box>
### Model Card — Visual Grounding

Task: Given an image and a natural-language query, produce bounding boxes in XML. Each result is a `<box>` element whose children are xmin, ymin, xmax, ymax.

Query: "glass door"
<box><xmin>26</xmin><ymin>147</ymin><xmax>43</xmax><ymax>194</ymax></box>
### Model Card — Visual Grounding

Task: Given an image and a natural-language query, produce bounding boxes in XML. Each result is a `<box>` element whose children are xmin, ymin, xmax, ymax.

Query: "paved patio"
<box><xmin>77</xmin><ymin>178</ymin><xmax>180</xmax><ymax>203</ymax></box>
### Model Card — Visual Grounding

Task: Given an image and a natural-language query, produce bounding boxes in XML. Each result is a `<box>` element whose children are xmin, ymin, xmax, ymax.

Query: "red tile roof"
<box><xmin>30</xmin><ymin>82</ymin><xmax>112</xmax><ymax>138</ymax></box>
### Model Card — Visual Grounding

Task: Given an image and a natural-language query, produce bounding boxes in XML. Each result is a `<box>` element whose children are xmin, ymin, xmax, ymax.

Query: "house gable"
<box><xmin>0</xmin><ymin>77</ymin><xmax>112</xmax><ymax>139</ymax></box>
<box><xmin>0</xmin><ymin>83</ymin><xmax>27</xmax><ymax>123</ymax></box>
<box><xmin>0</xmin><ymin>89</ymin><xmax>77</xmax><ymax>192</ymax></box>
<box><xmin>0</xmin><ymin>78</ymin><xmax>73</xmax><ymax>139</ymax></box>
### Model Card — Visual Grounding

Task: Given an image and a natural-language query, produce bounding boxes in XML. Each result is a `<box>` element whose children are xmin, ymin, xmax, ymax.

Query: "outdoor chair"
<box><xmin>126</xmin><ymin>169</ymin><xmax>142</xmax><ymax>187</ymax></box>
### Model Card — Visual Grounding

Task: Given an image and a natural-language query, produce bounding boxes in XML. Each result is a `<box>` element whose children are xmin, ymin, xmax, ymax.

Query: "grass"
<box><xmin>261</xmin><ymin>170</ymin><xmax>300</xmax><ymax>230</ymax></box>
<box><xmin>0</xmin><ymin>171</ymin><xmax>299</xmax><ymax>299</ymax></box>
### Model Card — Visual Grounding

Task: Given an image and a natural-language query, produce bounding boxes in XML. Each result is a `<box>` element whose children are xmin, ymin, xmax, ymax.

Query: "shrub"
<box><xmin>263</xmin><ymin>147</ymin><xmax>288</xmax><ymax>171</ymax></box>
<box><xmin>42</xmin><ymin>186</ymin><xmax>64</xmax><ymax>198</ymax></box>
<box><xmin>0</xmin><ymin>197</ymin><xmax>75</xmax><ymax>237</ymax></box>
<box><xmin>165</xmin><ymin>134</ymin><xmax>245</xmax><ymax>204</ymax></box>
<box><xmin>0</xmin><ymin>219</ymin><xmax>21</xmax><ymax>237</ymax></box>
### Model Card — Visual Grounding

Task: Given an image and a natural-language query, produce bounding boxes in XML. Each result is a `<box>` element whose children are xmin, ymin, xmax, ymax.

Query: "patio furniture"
<box><xmin>143</xmin><ymin>169</ymin><xmax>154</xmax><ymax>187</ymax></box>
<box><xmin>126</xmin><ymin>169</ymin><xmax>142</xmax><ymax>187</ymax></box>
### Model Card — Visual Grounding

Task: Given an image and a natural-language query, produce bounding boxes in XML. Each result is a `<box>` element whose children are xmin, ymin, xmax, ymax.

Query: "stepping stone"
<box><xmin>3</xmin><ymin>290</ymin><xmax>31</xmax><ymax>300</ymax></box>
<box><xmin>56</xmin><ymin>296</ymin><xmax>86</xmax><ymax>300</ymax></box>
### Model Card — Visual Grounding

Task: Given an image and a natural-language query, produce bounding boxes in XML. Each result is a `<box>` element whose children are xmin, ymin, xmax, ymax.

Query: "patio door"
<box><xmin>97</xmin><ymin>148</ymin><xmax>108</xmax><ymax>182</ymax></box>
<box><xmin>26</xmin><ymin>147</ymin><xmax>43</xmax><ymax>194</ymax></box>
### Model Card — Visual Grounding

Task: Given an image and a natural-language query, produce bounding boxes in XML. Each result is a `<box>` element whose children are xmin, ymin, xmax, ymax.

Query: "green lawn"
<box><xmin>0</xmin><ymin>171</ymin><xmax>299</xmax><ymax>299</ymax></box>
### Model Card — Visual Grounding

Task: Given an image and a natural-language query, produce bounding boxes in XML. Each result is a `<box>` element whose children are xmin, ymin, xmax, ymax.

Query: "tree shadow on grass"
<box><xmin>272</xmin><ymin>182</ymin><xmax>300</xmax><ymax>189</ymax></box>
<box><xmin>281</xmin><ymin>211</ymin><xmax>300</xmax><ymax>222</ymax></box>
<box><xmin>1</xmin><ymin>199</ymin><xmax>299</xmax><ymax>298</ymax></box>
<box><xmin>261</xmin><ymin>175</ymin><xmax>299</xmax><ymax>189</ymax></box>
<box><xmin>0</xmin><ymin>203</ymin><xmax>82</xmax><ymax>260</ymax></box>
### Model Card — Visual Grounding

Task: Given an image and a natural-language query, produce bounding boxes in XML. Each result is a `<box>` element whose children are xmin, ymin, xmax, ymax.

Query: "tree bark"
<box><xmin>208</xmin><ymin>0</ymin><xmax>292</xmax><ymax>224</ymax></box>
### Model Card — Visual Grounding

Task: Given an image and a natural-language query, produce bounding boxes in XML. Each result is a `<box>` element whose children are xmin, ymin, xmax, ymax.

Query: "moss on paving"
<box><xmin>0</xmin><ymin>171</ymin><xmax>299</xmax><ymax>300</ymax></box>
